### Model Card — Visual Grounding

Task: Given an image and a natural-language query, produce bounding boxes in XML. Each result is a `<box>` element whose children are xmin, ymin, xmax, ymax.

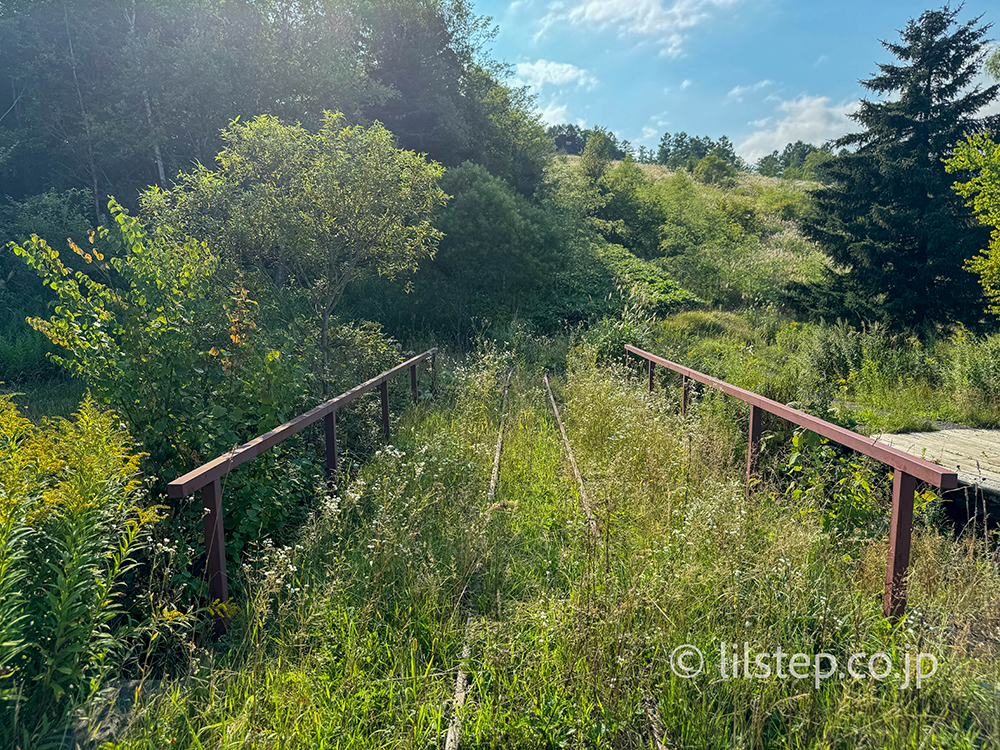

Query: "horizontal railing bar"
<box><xmin>626</xmin><ymin>344</ymin><xmax>958</xmax><ymax>488</ymax></box>
<box><xmin>167</xmin><ymin>348</ymin><xmax>437</xmax><ymax>498</ymax></box>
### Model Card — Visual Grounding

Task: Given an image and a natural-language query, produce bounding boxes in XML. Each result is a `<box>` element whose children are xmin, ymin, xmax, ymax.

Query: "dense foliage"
<box><xmin>140</xmin><ymin>112</ymin><xmax>446</xmax><ymax>386</ymax></box>
<box><xmin>0</xmin><ymin>0</ymin><xmax>550</xmax><ymax>209</ymax></box>
<box><xmin>947</xmin><ymin>133</ymin><xmax>1000</xmax><ymax>313</ymax></box>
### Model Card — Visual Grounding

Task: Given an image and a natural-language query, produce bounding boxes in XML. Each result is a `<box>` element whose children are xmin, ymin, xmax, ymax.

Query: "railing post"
<box><xmin>380</xmin><ymin>380</ymin><xmax>390</xmax><ymax>440</ymax></box>
<box><xmin>411</xmin><ymin>363</ymin><xmax>418</xmax><ymax>403</ymax></box>
<box><xmin>681</xmin><ymin>375</ymin><xmax>690</xmax><ymax>417</ymax></box>
<box><xmin>746</xmin><ymin>405</ymin><xmax>762</xmax><ymax>489</ymax></box>
<box><xmin>324</xmin><ymin>411</ymin><xmax>337</xmax><ymax>485</ymax></box>
<box><xmin>884</xmin><ymin>470</ymin><xmax>916</xmax><ymax>619</ymax></box>
<box><xmin>431</xmin><ymin>351</ymin><xmax>437</xmax><ymax>396</ymax></box>
<box><xmin>201</xmin><ymin>478</ymin><xmax>229</xmax><ymax>635</ymax></box>
<box><xmin>648</xmin><ymin>359</ymin><xmax>654</xmax><ymax>393</ymax></box>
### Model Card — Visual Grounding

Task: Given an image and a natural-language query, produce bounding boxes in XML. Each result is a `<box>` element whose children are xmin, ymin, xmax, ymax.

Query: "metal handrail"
<box><xmin>626</xmin><ymin>343</ymin><xmax>957</xmax><ymax>619</ymax></box>
<box><xmin>168</xmin><ymin>347</ymin><xmax>437</xmax><ymax>631</ymax></box>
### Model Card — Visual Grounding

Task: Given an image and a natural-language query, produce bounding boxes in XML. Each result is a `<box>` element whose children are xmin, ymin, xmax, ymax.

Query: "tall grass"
<box><xmin>642</xmin><ymin>309</ymin><xmax>1000</xmax><ymax>432</ymax></box>
<box><xmin>98</xmin><ymin>347</ymin><xmax>1000</xmax><ymax>748</ymax></box>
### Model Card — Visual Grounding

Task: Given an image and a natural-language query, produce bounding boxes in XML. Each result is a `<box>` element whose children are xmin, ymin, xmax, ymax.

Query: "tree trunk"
<box><xmin>64</xmin><ymin>2</ymin><xmax>101</xmax><ymax>222</ymax></box>
<box><xmin>127</xmin><ymin>0</ymin><xmax>166</xmax><ymax>185</ymax></box>
<box><xmin>321</xmin><ymin>307</ymin><xmax>329</xmax><ymax>397</ymax></box>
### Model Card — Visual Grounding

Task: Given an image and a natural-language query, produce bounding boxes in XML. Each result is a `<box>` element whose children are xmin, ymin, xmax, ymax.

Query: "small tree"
<box><xmin>6</xmin><ymin>202</ymin><xmax>302</xmax><ymax>471</ymax></box>
<box><xmin>693</xmin><ymin>154</ymin><xmax>737</xmax><ymax>186</ymax></box>
<box><xmin>580</xmin><ymin>127</ymin><xmax>614</xmax><ymax>183</ymax></box>
<box><xmin>142</xmin><ymin>112</ymin><xmax>447</xmax><ymax>389</ymax></box>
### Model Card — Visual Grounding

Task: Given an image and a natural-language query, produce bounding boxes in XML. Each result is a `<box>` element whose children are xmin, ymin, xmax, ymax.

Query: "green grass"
<box><xmin>642</xmin><ymin>309</ymin><xmax>1000</xmax><ymax>433</ymax></box>
<box><xmin>92</xmin><ymin>345</ymin><xmax>1000</xmax><ymax>748</ymax></box>
<box><xmin>0</xmin><ymin>372</ymin><xmax>86</xmax><ymax>421</ymax></box>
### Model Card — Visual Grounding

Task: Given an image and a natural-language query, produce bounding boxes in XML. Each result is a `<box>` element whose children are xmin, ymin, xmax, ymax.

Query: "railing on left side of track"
<box><xmin>626</xmin><ymin>343</ymin><xmax>957</xmax><ymax>620</ymax></box>
<box><xmin>167</xmin><ymin>348</ymin><xmax>437</xmax><ymax>633</ymax></box>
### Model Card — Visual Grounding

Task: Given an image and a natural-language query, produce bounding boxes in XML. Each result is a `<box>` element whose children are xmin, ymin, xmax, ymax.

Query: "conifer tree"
<box><xmin>805</xmin><ymin>6</ymin><xmax>999</xmax><ymax>330</ymax></box>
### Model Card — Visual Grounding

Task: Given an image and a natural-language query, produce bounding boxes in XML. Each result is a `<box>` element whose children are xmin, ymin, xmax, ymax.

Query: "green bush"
<box><xmin>8</xmin><ymin>201</ymin><xmax>308</xmax><ymax>477</ymax></box>
<box><xmin>580</xmin><ymin>314</ymin><xmax>653</xmax><ymax>365</ymax></box>
<box><xmin>693</xmin><ymin>153</ymin><xmax>737</xmax><ymax>186</ymax></box>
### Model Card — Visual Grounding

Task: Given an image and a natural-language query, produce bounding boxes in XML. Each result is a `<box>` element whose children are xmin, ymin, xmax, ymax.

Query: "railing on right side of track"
<box><xmin>167</xmin><ymin>348</ymin><xmax>437</xmax><ymax>632</ymax></box>
<box><xmin>625</xmin><ymin>344</ymin><xmax>958</xmax><ymax>620</ymax></box>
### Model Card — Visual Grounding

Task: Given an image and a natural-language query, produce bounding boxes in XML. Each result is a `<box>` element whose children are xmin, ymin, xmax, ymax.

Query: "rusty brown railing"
<box><xmin>626</xmin><ymin>344</ymin><xmax>958</xmax><ymax>620</ymax></box>
<box><xmin>167</xmin><ymin>348</ymin><xmax>437</xmax><ymax>630</ymax></box>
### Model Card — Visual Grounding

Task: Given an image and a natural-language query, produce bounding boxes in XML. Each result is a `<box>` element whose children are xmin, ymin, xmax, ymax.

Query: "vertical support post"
<box><xmin>884</xmin><ymin>470</ymin><xmax>916</xmax><ymax>619</ymax></box>
<box><xmin>681</xmin><ymin>375</ymin><xmax>690</xmax><ymax>417</ymax></box>
<box><xmin>431</xmin><ymin>351</ymin><xmax>437</xmax><ymax>397</ymax></box>
<box><xmin>410</xmin><ymin>363</ymin><xmax>418</xmax><ymax>403</ymax></box>
<box><xmin>648</xmin><ymin>359</ymin><xmax>654</xmax><ymax>393</ymax></box>
<box><xmin>746</xmin><ymin>405</ymin><xmax>762</xmax><ymax>490</ymax></box>
<box><xmin>324</xmin><ymin>410</ymin><xmax>337</xmax><ymax>485</ymax></box>
<box><xmin>201</xmin><ymin>478</ymin><xmax>229</xmax><ymax>635</ymax></box>
<box><xmin>380</xmin><ymin>380</ymin><xmax>390</xmax><ymax>441</ymax></box>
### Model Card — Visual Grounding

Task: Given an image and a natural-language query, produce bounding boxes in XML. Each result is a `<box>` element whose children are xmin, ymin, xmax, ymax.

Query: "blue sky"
<box><xmin>473</xmin><ymin>0</ymin><xmax>1000</xmax><ymax>162</ymax></box>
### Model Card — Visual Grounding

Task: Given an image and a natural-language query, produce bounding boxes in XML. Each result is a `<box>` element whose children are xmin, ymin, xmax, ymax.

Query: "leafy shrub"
<box><xmin>6</xmin><ymin>201</ymin><xmax>334</xmax><ymax>595</ymax></box>
<box><xmin>405</xmin><ymin>162</ymin><xmax>564</xmax><ymax>340</ymax></box>
<box><xmin>693</xmin><ymin>153</ymin><xmax>737</xmax><ymax>186</ymax></box>
<box><xmin>8</xmin><ymin>200</ymin><xmax>308</xmax><ymax>477</ymax></box>
<box><xmin>579</xmin><ymin>314</ymin><xmax>653</xmax><ymax>365</ymax></box>
<box><xmin>0</xmin><ymin>396</ymin><xmax>162</xmax><ymax>744</ymax></box>
<box><xmin>781</xmin><ymin>429</ymin><xmax>895</xmax><ymax>535</ymax></box>
<box><xmin>596</xmin><ymin>244</ymin><xmax>702</xmax><ymax>316</ymax></box>
<box><xmin>750</xmin><ymin>183</ymin><xmax>810</xmax><ymax>221</ymax></box>
<box><xmin>594</xmin><ymin>157</ymin><xmax>665</xmax><ymax>257</ymax></box>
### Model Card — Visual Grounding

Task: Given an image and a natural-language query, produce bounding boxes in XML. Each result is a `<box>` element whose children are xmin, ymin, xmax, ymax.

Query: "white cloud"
<box><xmin>513</xmin><ymin>60</ymin><xmax>598</xmax><ymax>93</ymax></box>
<box><xmin>538</xmin><ymin>0</ymin><xmax>740</xmax><ymax>57</ymax></box>
<box><xmin>664</xmin><ymin>79</ymin><xmax>693</xmax><ymax>95</ymax></box>
<box><xmin>737</xmin><ymin>95</ymin><xmax>861</xmax><ymax>162</ymax></box>
<box><xmin>537</xmin><ymin>100</ymin><xmax>571</xmax><ymax>125</ymax></box>
<box><xmin>726</xmin><ymin>79</ymin><xmax>772</xmax><ymax>102</ymax></box>
<box><xmin>641</xmin><ymin>126</ymin><xmax>658</xmax><ymax>141</ymax></box>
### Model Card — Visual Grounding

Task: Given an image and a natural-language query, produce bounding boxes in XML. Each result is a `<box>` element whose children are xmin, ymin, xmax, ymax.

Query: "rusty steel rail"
<box><xmin>445</xmin><ymin>376</ymin><xmax>512</xmax><ymax>750</ymax></box>
<box><xmin>544</xmin><ymin>374</ymin><xmax>600</xmax><ymax>541</ymax></box>
<box><xmin>167</xmin><ymin>348</ymin><xmax>437</xmax><ymax>630</ymax></box>
<box><xmin>625</xmin><ymin>344</ymin><xmax>958</xmax><ymax>619</ymax></box>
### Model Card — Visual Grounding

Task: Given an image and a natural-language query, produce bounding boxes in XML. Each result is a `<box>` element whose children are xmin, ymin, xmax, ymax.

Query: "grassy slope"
<box><xmin>108</xmin><ymin>349</ymin><xmax>1000</xmax><ymax>749</ymax></box>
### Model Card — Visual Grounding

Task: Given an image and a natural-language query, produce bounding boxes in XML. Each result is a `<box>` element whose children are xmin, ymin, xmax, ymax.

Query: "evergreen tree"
<box><xmin>805</xmin><ymin>6</ymin><xmax>999</xmax><ymax>330</ymax></box>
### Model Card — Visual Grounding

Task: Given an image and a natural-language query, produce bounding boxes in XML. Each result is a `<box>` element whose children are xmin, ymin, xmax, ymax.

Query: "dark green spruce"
<box><xmin>804</xmin><ymin>5</ymin><xmax>1000</xmax><ymax>331</ymax></box>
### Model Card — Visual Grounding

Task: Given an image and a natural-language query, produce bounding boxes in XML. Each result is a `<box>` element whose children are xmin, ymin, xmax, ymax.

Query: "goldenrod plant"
<box><xmin>0</xmin><ymin>396</ymin><xmax>162</xmax><ymax>744</ymax></box>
